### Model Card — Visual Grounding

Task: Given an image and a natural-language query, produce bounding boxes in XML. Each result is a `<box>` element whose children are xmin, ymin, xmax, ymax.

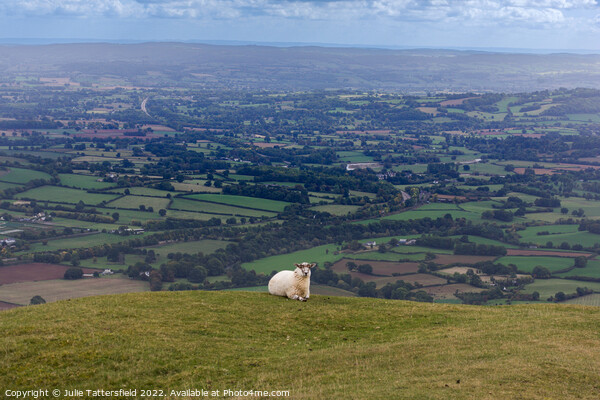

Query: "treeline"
<box><xmin>416</xmin><ymin>235</ymin><xmax>507</xmax><ymax>256</ymax></box>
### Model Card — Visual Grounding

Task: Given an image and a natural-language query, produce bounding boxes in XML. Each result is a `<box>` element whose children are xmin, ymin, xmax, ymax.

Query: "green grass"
<box><xmin>2</xmin><ymin>291</ymin><xmax>600</xmax><ymax>399</ymax></box>
<box><xmin>170</xmin><ymin>198</ymin><xmax>276</xmax><ymax>218</ymax></box>
<box><xmin>58</xmin><ymin>173</ymin><xmax>117</xmax><ymax>189</ymax></box>
<box><xmin>563</xmin><ymin>293</ymin><xmax>600</xmax><ymax>306</ymax></box>
<box><xmin>556</xmin><ymin>259</ymin><xmax>600</xmax><ymax>279</ymax></box>
<box><xmin>0</xmin><ymin>167</ymin><xmax>51</xmax><ymax>184</ymax></box>
<box><xmin>23</xmin><ymin>233</ymin><xmax>143</xmax><ymax>253</ymax></box>
<box><xmin>517</xmin><ymin>225</ymin><xmax>600</xmax><ymax>247</ymax></box>
<box><xmin>183</xmin><ymin>193</ymin><xmax>290</xmax><ymax>212</ymax></box>
<box><xmin>16</xmin><ymin>186</ymin><xmax>120</xmax><ymax>205</ymax></box>
<box><xmin>107</xmin><ymin>195</ymin><xmax>171</xmax><ymax>211</ymax></box>
<box><xmin>521</xmin><ymin>279</ymin><xmax>600</xmax><ymax>298</ymax></box>
<box><xmin>495</xmin><ymin>256</ymin><xmax>574</xmax><ymax>273</ymax></box>
<box><xmin>111</xmin><ymin>187</ymin><xmax>179</xmax><ymax>197</ymax></box>
<box><xmin>0</xmin><ymin>181</ymin><xmax>23</xmax><ymax>191</ymax></box>
<box><xmin>242</xmin><ymin>243</ymin><xmax>343</xmax><ymax>274</ymax></box>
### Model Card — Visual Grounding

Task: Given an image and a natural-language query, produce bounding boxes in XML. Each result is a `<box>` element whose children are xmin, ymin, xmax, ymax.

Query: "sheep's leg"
<box><xmin>298</xmin><ymin>296</ymin><xmax>307</xmax><ymax>302</ymax></box>
<box><xmin>291</xmin><ymin>294</ymin><xmax>299</xmax><ymax>300</ymax></box>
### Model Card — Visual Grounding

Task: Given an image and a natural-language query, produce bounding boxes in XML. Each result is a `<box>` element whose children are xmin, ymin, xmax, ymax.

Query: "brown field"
<box><xmin>336</xmin><ymin>130</ymin><xmax>391</xmax><ymax>135</ymax></box>
<box><xmin>432</xmin><ymin>254</ymin><xmax>497</xmax><ymax>265</ymax></box>
<box><xmin>437</xmin><ymin>267</ymin><xmax>531</xmax><ymax>282</ymax></box>
<box><xmin>0</xmin><ymin>301</ymin><xmax>20</xmax><ymax>311</ymax></box>
<box><xmin>514</xmin><ymin>167</ymin><xmax>557</xmax><ymax>175</ymax></box>
<box><xmin>0</xmin><ymin>263</ymin><xmax>101</xmax><ymax>285</ymax></box>
<box><xmin>331</xmin><ymin>259</ymin><xmax>419</xmax><ymax>276</ymax></box>
<box><xmin>440</xmin><ymin>97</ymin><xmax>479</xmax><ymax>106</ymax></box>
<box><xmin>396</xmin><ymin>274</ymin><xmax>447</xmax><ymax>287</ymax></box>
<box><xmin>506</xmin><ymin>249</ymin><xmax>592</xmax><ymax>257</ymax></box>
<box><xmin>74</xmin><ymin>129</ymin><xmax>164</xmax><ymax>139</ymax></box>
<box><xmin>0</xmin><ymin>277</ymin><xmax>149</xmax><ymax>305</ymax></box>
<box><xmin>418</xmin><ymin>283</ymin><xmax>484</xmax><ymax>299</ymax></box>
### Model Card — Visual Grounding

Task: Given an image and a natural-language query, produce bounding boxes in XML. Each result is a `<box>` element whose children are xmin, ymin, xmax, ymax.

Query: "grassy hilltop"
<box><xmin>1</xmin><ymin>292</ymin><xmax>600</xmax><ymax>399</ymax></box>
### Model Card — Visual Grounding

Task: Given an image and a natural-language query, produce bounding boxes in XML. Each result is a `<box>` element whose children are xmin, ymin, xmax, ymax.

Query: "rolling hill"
<box><xmin>1</xmin><ymin>291</ymin><xmax>600</xmax><ymax>399</ymax></box>
<box><xmin>3</xmin><ymin>42</ymin><xmax>600</xmax><ymax>92</ymax></box>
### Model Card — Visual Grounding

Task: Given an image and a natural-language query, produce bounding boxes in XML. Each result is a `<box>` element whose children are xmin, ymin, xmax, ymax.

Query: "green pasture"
<box><xmin>0</xmin><ymin>181</ymin><xmax>23</xmax><ymax>191</ymax></box>
<box><xmin>16</xmin><ymin>186</ymin><xmax>120</xmax><ymax>205</ymax></box>
<box><xmin>496</xmin><ymin>256</ymin><xmax>575</xmax><ymax>273</ymax></box>
<box><xmin>562</xmin><ymin>293</ymin><xmax>600</xmax><ymax>306</ymax></box>
<box><xmin>0</xmin><ymin>167</ymin><xmax>51</xmax><ymax>184</ymax></box>
<box><xmin>521</xmin><ymin>279</ymin><xmax>600</xmax><ymax>298</ymax></box>
<box><xmin>556</xmin><ymin>259</ymin><xmax>600</xmax><ymax>279</ymax></box>
<box><xmin>170</xmin><ymin>198</ymin><xmax>276</xmax><ymax>218</ymax></box>
<box><xmin>58</xmin><ymin>174</ymin><xmax>117</xmax><ymax>190</ymax></box>
<box><xmin>517</xmin><ymin>225</ymin><xmax>600</xmax><ymax>247</ymax></box>
<box><xmin>24</xmin><ymin>233</ymin><xmax>138</xmax><ymax>253</ymax></box>
<box><xmin>111</xmin><ymin>187</ymin><xmax>178</xmax><ymax>197</ymax></box>
<box><xmin>183</xmin><ymin>193</ymin><xmax>290</xmax><ymax>212</ymax></box>
<box><xmin>107</xmin><ymin>195</ymin><xmax>171</xmax><ymax>211</ymax></box>
<box><xmin>336</xmin><ymin>151</ymin><xmax>374</xmax><ymax>163</ymax></box>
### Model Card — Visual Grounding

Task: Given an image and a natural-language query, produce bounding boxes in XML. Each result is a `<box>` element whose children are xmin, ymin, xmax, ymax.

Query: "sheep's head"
<box><xmin>294</xmin><ymin>262</ymin><xmax>316</xmax><ymax>277</ymax></box>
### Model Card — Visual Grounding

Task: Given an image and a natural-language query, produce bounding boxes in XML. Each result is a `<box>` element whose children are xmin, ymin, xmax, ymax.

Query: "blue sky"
<box><xmin>1</xmin><ymin>0</ymin><xmax>600</xmax><ymax>51</ymax></box>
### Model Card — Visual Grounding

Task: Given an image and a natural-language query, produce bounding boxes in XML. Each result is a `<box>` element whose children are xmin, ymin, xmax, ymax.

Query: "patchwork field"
<box><xmin>107</xmin><ymin>195</ymin><xmax>171</xmax><ymax>211</ymax></box>
<box><xmin>170</xmin><ymin>198</ymin><xmax>276</xmax><ymax>218</ymax></box>
<box><xmin>0</xmin><ymin>167</ymin><xmax>51</xmax><ymax>184</ymax></box>
<box><xmin>331</xmin><ymin>259</ymin><xmax>420</xmax><ymax>276</ymax></box>
<box><xmin>183</xmin><ymin>193</ymin><xmax>290</xmax><ymax>212</ymax></box>
<box><xmin>58</xmin><ymin>173</ymin><xmax>117</xmax><ymax>190</ymax></box>
<box><xmin>495</xmin><ymin>256</ymin><xmax>574</xmax><ymax>273</ymax></box>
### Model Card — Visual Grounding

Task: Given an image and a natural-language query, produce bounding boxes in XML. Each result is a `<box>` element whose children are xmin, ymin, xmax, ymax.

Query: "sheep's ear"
<box><xmin>310</xmin><ymin>263</ymin><xmax>317</xmax><ymax>268</ymax></box>
<box><xmin>294</xmin><ymin>263</ymin><xmax>301</xmax><ymax>268</ymax></box>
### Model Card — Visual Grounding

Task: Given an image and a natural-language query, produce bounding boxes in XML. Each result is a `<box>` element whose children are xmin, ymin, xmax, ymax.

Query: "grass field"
<box><xmin>521</xmin><ymin>279</ymin><xmax>600</xmax><ymax>298</ymax></box>
<box><xmin>518</xmin><ymin>226</ymin><xmax>600</xmax><ymax>248</ymax></box>
<box><xmin>0</xmin><ymin>276</ymin><xmax>148</xmax><ymax>305</ymax></box>
<box><xmin>495</xmin><ymin>255</ymin><xmax>574</xmax><ymax>273</ymax></box>
<box><xmin>111</xmin><ymin>187</ymin><xmax>178</xmax><ymax>197</ymax></box>
<box><xmin>58</xmin><ymin>173</ymin><xmax>117</xmax><ymax>190</ymax></box>
<box><xmin>170</xmin><ymin>198</ymin><xmax>276</xmax><ymax>218</ymax></box>
<box><xmin>4</xmin><ymin>291</ymin><xmax>599</xmax><ymax>398</ymax></box>
<box><xmin>0</xmin><ymin>181</ymin><xmax>23</xmax><ymax>191</ymax></box>
<box><xmin>183</xmin><ymin>193</ymin><xmax>290</xmax><ymax>212</ymax></box>
<box><xmin>0</xmin><ymin>167</ymin><xmax>51</xmax><ymax>184</ymax></box>
<box><xmin>16</xmin><ymin>186</ymin><xmax>119</xmax><ymax>205</ymax></box>
<box><xmin>556</xmin><ymin>259</ymin><xmax>600</xmax><ymax>279</ymax></box>
<box><xmin>107</xmin><ymin>195</ymin><xmax>171</xmax><ymax>211</ymax></box>
<box><xmin>563</xmin><ymin>293</ymin><xmax>600</xmax><ymax>306</ymax></box>
<box><xmin>24</xmin><ymin>233</ymin><xmax>138</xmax><ymax>253</ymax></box>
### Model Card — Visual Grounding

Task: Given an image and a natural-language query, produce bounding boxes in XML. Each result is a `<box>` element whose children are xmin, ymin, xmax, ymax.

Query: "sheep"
<box><xmin>268</xmin><ymin>262</ymin><xmax>316</xmax><ymax>301</ymax></box>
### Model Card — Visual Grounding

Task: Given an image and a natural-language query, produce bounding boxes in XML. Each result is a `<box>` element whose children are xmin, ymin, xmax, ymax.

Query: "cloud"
<box><xmin>1</xmin><ymin>0</ymin><xmax>597</xmax><ymax>27</ymax></box>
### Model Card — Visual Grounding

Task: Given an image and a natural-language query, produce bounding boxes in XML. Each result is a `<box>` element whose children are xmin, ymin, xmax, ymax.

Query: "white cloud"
<box><xmin>1</xmin><ymin>0</ymin><xmax>597</xmax><ymax>27</ymax></box>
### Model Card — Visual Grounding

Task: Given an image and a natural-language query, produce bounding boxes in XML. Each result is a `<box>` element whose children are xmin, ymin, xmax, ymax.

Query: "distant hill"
<box><xmin>1</xmin><ymin>42</ymin><xmax>600</xmax><ymax>92</ymax></box>
<box><xmin>1</xmin><ymin>291</ymin><xmax>599</xmax><ymax>398</ymax></box>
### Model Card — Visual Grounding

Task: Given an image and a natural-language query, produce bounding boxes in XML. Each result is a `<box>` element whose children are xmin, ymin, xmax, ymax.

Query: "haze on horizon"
<box><xmin>1</xmin><ymin>0</ymin><xmax>600</xmax><ymax>52</ymax></box>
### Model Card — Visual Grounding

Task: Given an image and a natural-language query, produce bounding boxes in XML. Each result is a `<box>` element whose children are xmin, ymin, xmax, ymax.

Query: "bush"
<box><xmin>30</xmin><ymin>295</ymin><xmax>46</xmax><ymax>305</ymax></box>
<box><xmin>64</xmin><ymin>267</ymin><xmax>83</xmax><ymax>280</ymax></box>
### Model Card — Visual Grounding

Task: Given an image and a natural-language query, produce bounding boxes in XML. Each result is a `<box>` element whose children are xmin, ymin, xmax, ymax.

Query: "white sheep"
<box><xmin>268</xmin><ymin>262</ymin><xmax>316</xmax><ymax>301</ymax></box>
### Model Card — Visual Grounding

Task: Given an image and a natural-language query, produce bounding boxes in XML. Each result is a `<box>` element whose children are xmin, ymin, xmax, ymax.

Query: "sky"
<box><xmin>1</xmin><ymin>0</ymin><xmax>600</xmax><ymax>51</ymax></box>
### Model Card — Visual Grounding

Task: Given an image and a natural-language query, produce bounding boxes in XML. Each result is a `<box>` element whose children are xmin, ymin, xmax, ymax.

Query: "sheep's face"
<box><xmin>294</xmin><ymin>262</ymin><xmax>316</xmax><ymax>277</ymax></box>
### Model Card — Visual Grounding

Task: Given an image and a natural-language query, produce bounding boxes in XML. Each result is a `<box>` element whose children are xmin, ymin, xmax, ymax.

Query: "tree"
<box><xmin>30</xmin><ymin>295</ymin><xmax>46</xmax><ymax>305</ymax></box>
<box><xmin>158</xmin><ymin>209</ymin><xmax>167</xmax><ymax>217</ymax></box>
<box><xmin>554</xmin><ymin>291</ymin><xmax>566</xmax><ymax>302</ymax></box>
<box><xmin>112</xmin><ymin>212</ymin><xmax>120</xmax><ymax>222</ymax></box>
<box><xmin>532</xmin><ymin>266</ymin><xmax>551</xmax><ymax>279</ymax></box>
<box><xmin>357</xmin><ymin>264</ymin><xmax>373</xmax><ymax>274</ymax></box>
<box><xmin>574</xmin><ymin>256</ymin><xmax>588</xmax><ymax>269</ymax></box>
<box><xmin>64</xmin><ymin>267</ymin><xmax>83</xmax><ymax>280</ymax></box>
<box><xmin>189</xmin><ymin>266</ymin><xmax>208</xmax><ymax>283</ymax></box>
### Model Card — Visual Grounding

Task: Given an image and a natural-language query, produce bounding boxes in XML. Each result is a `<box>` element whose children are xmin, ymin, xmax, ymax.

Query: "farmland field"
<box><xmin>24</xmin><ymin>233</ymin><xmax>139</xmax><ymax>253</ymax></box>
<box><xmin>107</xmin><ymin>195</ymin><xmax>171</xmax><ymax>211</ymax></box>
<box><xmin>58</xmin><ymin>173</ymin><xmax>117</xmax><ymax>189</ymax></box>
<box><xmin>0</xmin><ymin>167</ymin><xmax>51</xmax><ymax>184</ymax></box>
<box><xmin>170</xmin><ymin>198</ymin><xmax>276</xmax><ymax>218</ymax></box>
<box><xmin>0</xmin><ymin>263</ymin><xmax>100</xmax><ymax>284</ymax></box>
<box><xmin>495</xmin><ymin>256</ymin><xmax>574</xmax><ymax>273</ymax></box>
<box><xmin>432</xmin><ymin>254</ymin><xmax>497</xmax><ymax>265</ymax></box>
<box><xmin>418</xmin><ymin>283</ymin><xmax>484</xmax><ymax>299</ymax></box>
<box><xmin>310</xmin><ymin>204</ymin><xmax>361</xmax><ymax>215</ymax></box>
<box><xmin>16</xmin><ymin>186</ymin><xmax>120</xmax><ymax>205</ymax></box>
<box><xmin>521</xmin><ymin>279</ymin><xmax>600</xmax><ymax>298</ymax></box>
<box><xmin>556</xmin><ymin>259</ymin><xmax>600</xmax><ymax>278</ymax></box>
<box><xmin>0</xmin><ymin>276</ymin><xmax>148</xmax><ymax>305</ymax></box>
<box><xmin>183</xmin><ymin>193</ymin><xmax>290</xmax><ymax>212</ymax></box>
<box><xmin>563</xmin><ymin>293</ymin><xmax>600</xmax><ymax>306</ymax></box>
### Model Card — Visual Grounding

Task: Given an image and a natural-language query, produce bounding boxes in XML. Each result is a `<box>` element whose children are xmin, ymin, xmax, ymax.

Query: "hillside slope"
<box><xmin>1</xmin><ymin>292</ymin><xmax>600</xmax><ymax>399</ymax></box>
